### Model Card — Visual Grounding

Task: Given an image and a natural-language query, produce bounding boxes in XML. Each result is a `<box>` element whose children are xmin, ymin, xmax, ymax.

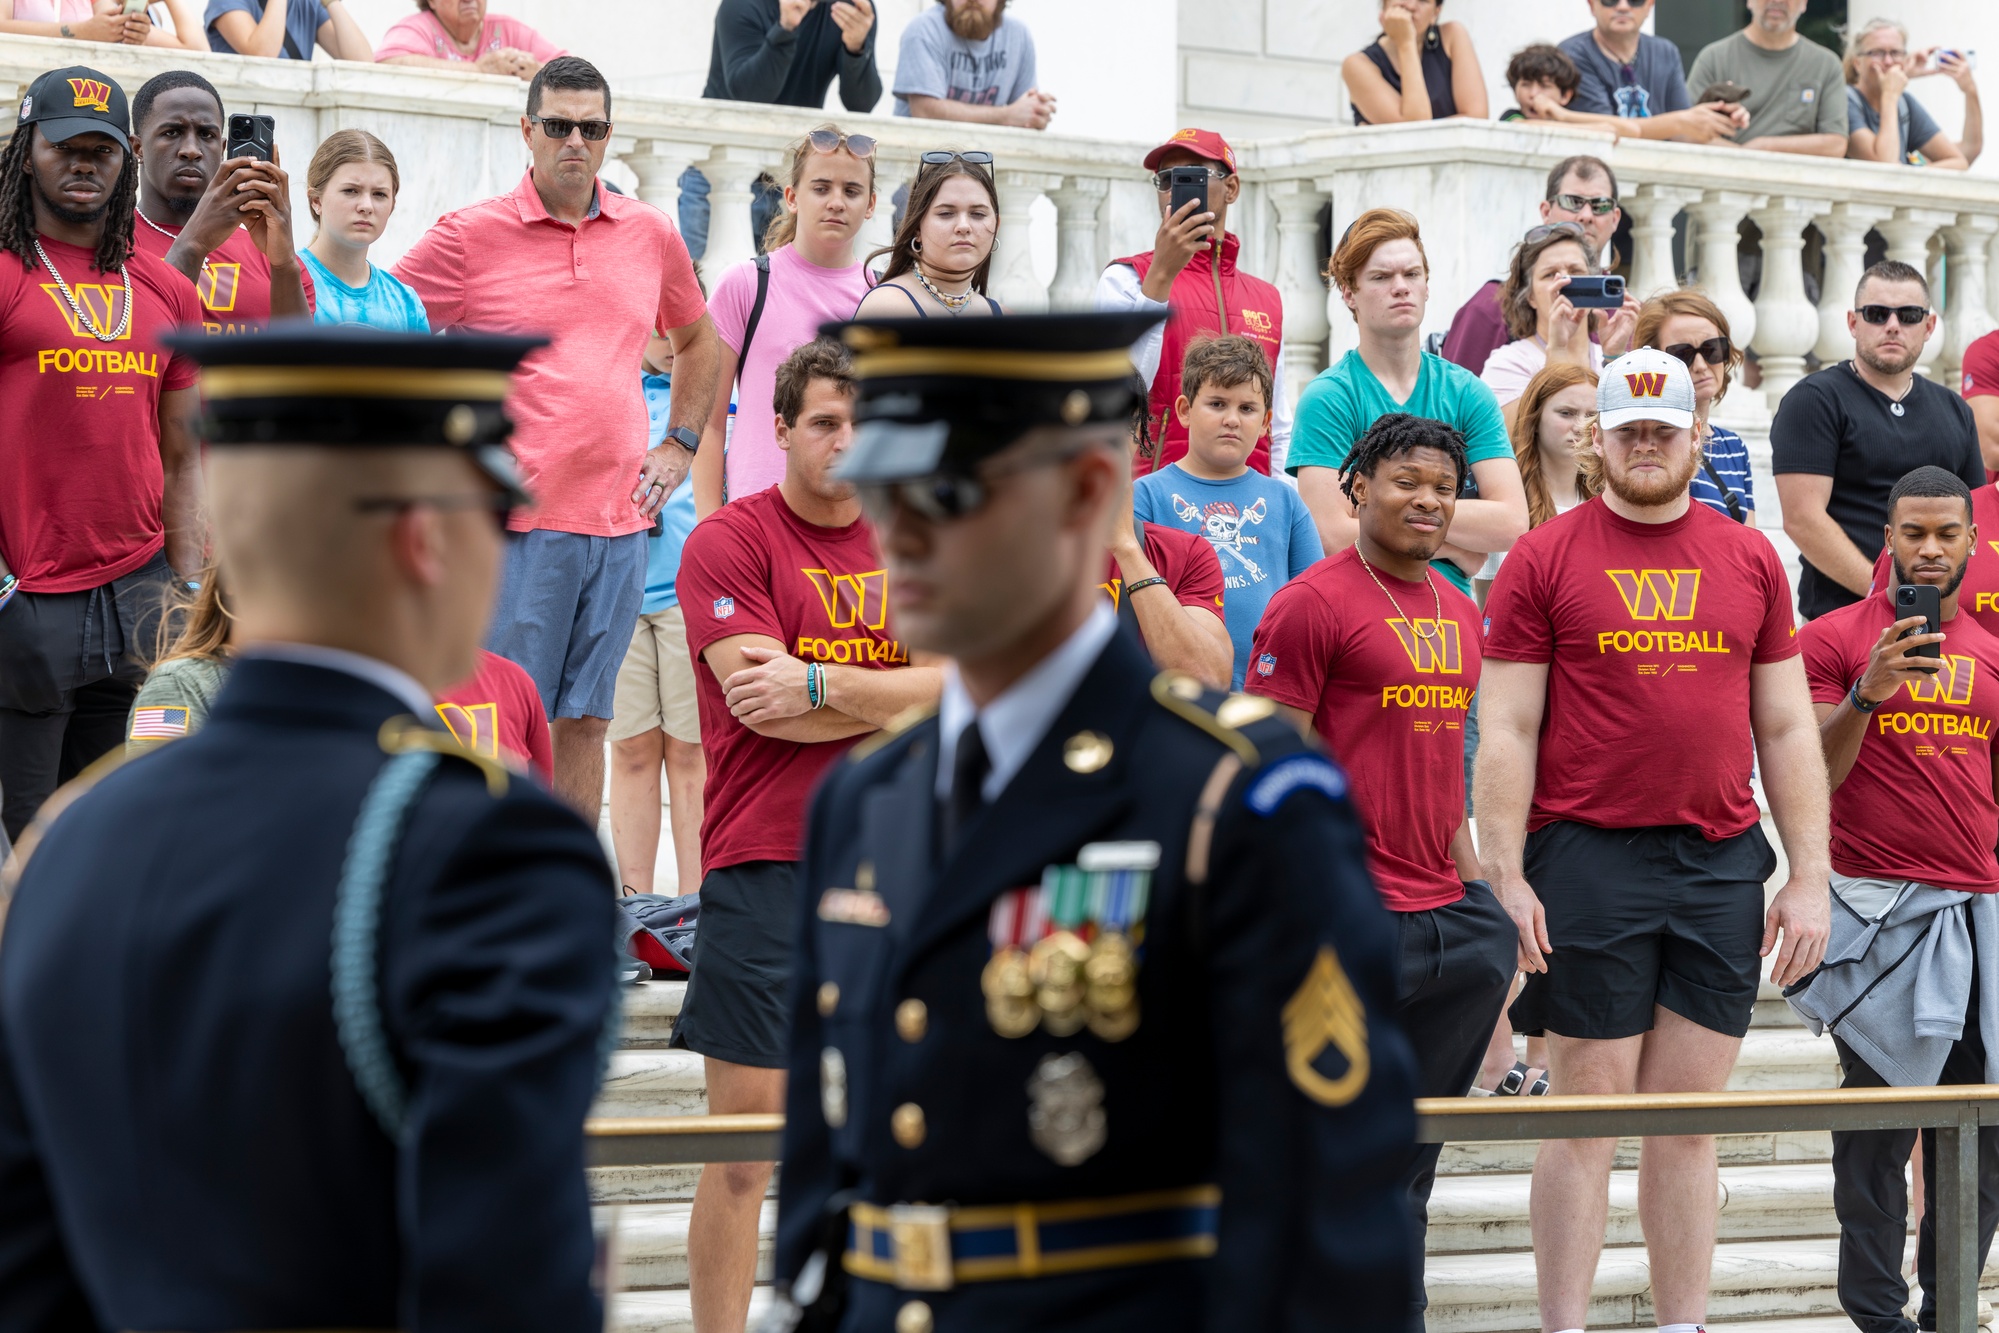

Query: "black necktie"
<box><xmin>946</xmin><ymin>719</ymin><xmax>991</xmax><ymax>850</ymax></box>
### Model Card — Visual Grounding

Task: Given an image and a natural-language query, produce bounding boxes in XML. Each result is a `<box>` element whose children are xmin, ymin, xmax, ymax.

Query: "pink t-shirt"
<box><xmin>10</xmin><ymin>0</ymin><xmax>92</xmax><ymax>19</ymax></box>
<box><xmin>372</xmin><ymin>9</ymin><xmax>563</xmax><ymax>62</ymax></box>
<box><xmin>709</xmin><ymin>245</ymin><xmax>871</xmax><ymax>502</ymax></box>
<box><xmin>392</xmin><ymin>172</ymin><xmax>707</xmax><ymax>537</ymax></box>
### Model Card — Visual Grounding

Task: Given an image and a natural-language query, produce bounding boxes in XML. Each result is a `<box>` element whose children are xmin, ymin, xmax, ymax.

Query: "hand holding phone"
<box><xmin>1561</xmin><ymin>274</ymin><xmax>1626</xmax><ymax>310</ymax></box>
<box><xmin>1699</xmin><ymin>81</ymin><xmax>1752</xmax><ymax>106</ymax></box>
<box><xmin>226</xmin><ymin>113</ymin><xmax>276</xmax><ymax>164</ymax></box>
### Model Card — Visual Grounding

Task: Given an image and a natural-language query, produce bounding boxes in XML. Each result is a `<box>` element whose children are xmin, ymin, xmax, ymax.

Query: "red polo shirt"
<box><xmin>392</xmin><ymin>172</ymin><xmax>707</xmax><ymax>538</ymax></box>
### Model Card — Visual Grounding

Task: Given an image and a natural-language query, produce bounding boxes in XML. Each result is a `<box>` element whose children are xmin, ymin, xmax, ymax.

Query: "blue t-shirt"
<box><xmin>1134</xmin><ymin>463</ymin><xmax>1324</xmax><ymax>690</ymax></box>
<box><xmin>300</xmin><ymin>250</ymin><xmax>430</xmax><ymax>333</ymax></box>
<box><xmin>1559</xmin><ymin>30</ymin><xmax>1691</xmax><ymax>120</ymax></box>
<box><xmin>1287</xmin><ymin>350</ymin><xmax>1512</xmax><ymax>594</ymax></box>
<box><xmin>1846</xmin><ymin>85</ymin><xmax>1945</xmax><ymax>164</ymax></box>
<box><xmin>1689</xmin><ymin>424</ymin><xmax>1756</xmax><ymax>522</ymax></box>
<box><xmin>205</xmin><ymin>0</ymin><xmax>329</xmax><ymax>56</ymax></box>
<box><xmin>640</xmin><ymin>371</ymin><xmax>699</xmax><ymax>615</ymax></box>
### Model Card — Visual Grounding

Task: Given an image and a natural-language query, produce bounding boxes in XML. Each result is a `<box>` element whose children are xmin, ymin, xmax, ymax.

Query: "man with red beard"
<box><xmin>1476</xmin><ymin>348</ymin><xmax>1833</xmax><ymax>1333</ymax></box>
<box><xmin>893</xmin><ymin>0</ymin><xmax>1055</xmax><ymax>128</ymax></box>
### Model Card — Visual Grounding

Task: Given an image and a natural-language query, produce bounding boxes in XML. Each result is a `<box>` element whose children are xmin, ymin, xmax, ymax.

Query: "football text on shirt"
<box><xmin>1598</xmin><ymin>568</ymin><xmax>1729</xmax><ymax>659</ymax></box>
<box><xmin>794</xmin><ymin>567</ymin><xmax>908</xmax><ymax>665</ymax></box>
<box><xmin>1380</xmin><ymin>619</ymin><xmax>1473</xmax><ymax>716</ymax></box>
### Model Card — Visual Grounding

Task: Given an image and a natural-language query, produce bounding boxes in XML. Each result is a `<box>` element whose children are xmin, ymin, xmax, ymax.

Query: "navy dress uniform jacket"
<box><xmin>0</xmin><ymin>658</ymin><xmax>618</xmax><ymax>1332</ymax></box>
<box><xmin>774</xmin><ymin>629</ymin><xmax>1420</xmax><ymax>1332</ymax></box>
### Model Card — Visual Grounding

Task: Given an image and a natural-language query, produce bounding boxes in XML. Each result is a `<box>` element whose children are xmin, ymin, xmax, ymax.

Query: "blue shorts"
<box><xmin>487</xmin><ymin>530</ymin><xmax>648</xmax><ymax>721</ymax></box>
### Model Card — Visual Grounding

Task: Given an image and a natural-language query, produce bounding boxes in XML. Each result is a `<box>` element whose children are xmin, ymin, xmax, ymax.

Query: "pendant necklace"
<box><xmin>34</xmin><ymin>237</ymin><xmax>131</xmax><ymax>342</ymax></box>
<box><xmin>915</xmin><ymin>264</ymin><xmax>973</xmax><ymax>315</ymax></box>
<box><xmin>136</xmin><ymin>207</ymin><xmax>212</xmax><ymax>278</ymax></box>
<box><xmin>1356</xmin><ymin>547</ymin><xmax>1443</xmax><ymax>641</ymax></box>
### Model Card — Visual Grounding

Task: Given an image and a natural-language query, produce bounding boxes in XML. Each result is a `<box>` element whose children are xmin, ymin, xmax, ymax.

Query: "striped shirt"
<box><xmin>1690</xmin><ymin>424</ymin><xmax>1756</xmax><ymax>522</ymax></box>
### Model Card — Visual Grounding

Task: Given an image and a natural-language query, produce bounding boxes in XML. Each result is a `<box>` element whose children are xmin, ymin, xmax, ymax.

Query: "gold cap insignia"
<box><xmin>1063</xmin><ymin>731</ymin><xmax>1114</xmax><ymax>773</ymax></box>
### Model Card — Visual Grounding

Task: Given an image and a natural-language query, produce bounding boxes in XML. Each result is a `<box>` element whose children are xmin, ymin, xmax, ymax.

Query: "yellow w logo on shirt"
<box><xmin>1385</xmin><ymin>619</ymin><xmax>1464</xmax><ymax>674</ymax></box>
<box><xmin>802</xmin><ymin>568</ymin><xmax>888</xmax><ymax>631</ymax></box>
<box><xmin>1907</xmin><ymin>655</ymin><xmax>1977</xmax><ymax>706</ymax></box>
<box><xmin>1607</xmin><ymin>569</ymin><xmax>1701</xmax><ymax>621</ymax></box>
<box><xmin>39</xmin><ymin>282</ymin><xmax>129</xmax><ymax>340</ymax></box>
<box><xmin>196</xmin><ymin>262</ymin><xmax>242</xmax><ymax>313</ymax></box>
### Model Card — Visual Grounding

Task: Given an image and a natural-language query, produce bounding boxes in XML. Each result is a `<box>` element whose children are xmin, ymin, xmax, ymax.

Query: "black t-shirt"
<box><xmin>1771</xmin><ymin>361</ymin><xmax>1983</xmax><ymax>619</ymax></box>
<box><xmin>702</xmin><ymin>0</ymin><xmax>882</xmax><ymax>111</ymax></box>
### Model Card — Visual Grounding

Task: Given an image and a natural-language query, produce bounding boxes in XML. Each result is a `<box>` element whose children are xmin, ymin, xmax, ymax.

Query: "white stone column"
<box><xmin>623</xmin><ymin>139</ymin><xmax>704</xmax><ymax>218</ymax></box>
<box><xmin>1047</xmin><ymin>176</ymin><xmax>1111</xmax><ymax>311</ymax></box>
<box><xmin>1749</xmin><ymin>198</ymin><xmax>1828</xmax><ymax>404</ymax></box>
<box><xmin>856</xmin><ymin>152</ymin><xmax>907</xmax><ymax>273</ymax></box>
<box><xmin>1815</xmin><ymin>202</ymin><xmax>1895</xmax><ymax>365</ymax></box>
<box><xmin>1268</xmin><ymin>178</ymin><xmax>1332</xmax><ymax>412</ymax></box>
<box><xmin>1942</xmin><ymin>215</ymin><xmax>1999</xmax><ymax>390</ymax></box>
<box><xmin>698</xmin><ymin>144</ymin><xmax>774</xmax><ymax>277</ymax></box>
<box><xmin>1878</xmin><ymin>208</ymin><xmax>1958</xmax><ymax>377</ymax></box>
<box><xmin>1686</xmin><ymin>192</ymin><xmax>1763</xmax><ymax>356</ymax></box>
<box><xmin>1623</xmin><ymin>184</ymin><xmax>1700</xmax><ymax>302</ymax></box>
<box><xmin>992</xmin><ymin>169</ymin><xmax>1062</xmax><ymax>313</ymax></box>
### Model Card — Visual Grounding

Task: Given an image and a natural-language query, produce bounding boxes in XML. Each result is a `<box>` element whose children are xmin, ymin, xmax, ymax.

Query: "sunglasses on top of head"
<box><xmin>530</xmin><ymin>116</ymin><xmax>612</xmax><ymax>141</ymax></box>
<box><xmin>1661</xmin><ymin>337</ymin><xmax>1732</xmax><ymax>367</ymax></box>
<box><xmin>1858</xmin><ymin>304</ymin><xmax>1931</xmax><ymax>326</ymax></box>
<box><xmin>807</xmin><ymin>128</ymin><xmax>877</xmax><ymax>157</ymax></box>
<box><xmin>920</xmin><ymin>150</ymin><xmax>994</xmax><ymax>168</ymax></box>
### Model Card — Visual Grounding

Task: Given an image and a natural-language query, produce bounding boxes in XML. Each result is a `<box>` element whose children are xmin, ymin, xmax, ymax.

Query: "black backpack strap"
<box><xmin>1701</xmin><ymin>454</ymin><xmax>1746</xmax><ymax>524</ymax></box>
<box><xmin>736</xmin><ymin>252</ymin><xmax>772</xmax><ymax>380</ymax></box>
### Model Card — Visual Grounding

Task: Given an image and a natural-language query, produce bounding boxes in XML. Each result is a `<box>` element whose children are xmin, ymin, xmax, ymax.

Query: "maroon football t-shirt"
<box><xmin>131</xmin><ymin>219</ymin><xmax>313</xmax><ymax>334</ymax></box>
<box><xmin>1247</xmin><ymin>546</ymin><xmax>1481</xmax><ymax>911</ymax></box>
<box><xmin>677</xmin><ymin>486</ymin><xmax>904</xmax><ymax>876</ymax></box>
<box><xmin>1102</xmin><ymin>521</ymin><xmax>1227</xmax><ymax>617</ymax></box>
<box><xmin>1802</xmin><ymin>591</ymin><xmax>1999</xmax><ymax>892</ymax></box>
<box><xmin>1481</xmin><ymin>496</ymin><xmax>1800</xmax><ymax>838</ymax></box>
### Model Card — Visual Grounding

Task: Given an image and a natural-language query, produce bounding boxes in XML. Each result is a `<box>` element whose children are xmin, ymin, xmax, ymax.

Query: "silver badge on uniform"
<box><xmin>821</xmin><ymin>1047</ymin><xmax>848</xmax><ymax>1128</ymax></box>
<box><xmin>1027</xmin><ymin>1052</ymin><xmax>1106</xmax><ymax>1166</ymax></box>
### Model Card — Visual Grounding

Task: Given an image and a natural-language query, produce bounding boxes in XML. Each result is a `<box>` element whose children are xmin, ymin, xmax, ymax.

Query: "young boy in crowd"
<box><xmin>1135</xmin><ymin>335</ymin><xmax>1322</xmax><ymax>688</ymax></box>
<box><xmin>1504</xmin><ymin>43</ymin><xmax>1583</xmax><ymax>123</ymax></box>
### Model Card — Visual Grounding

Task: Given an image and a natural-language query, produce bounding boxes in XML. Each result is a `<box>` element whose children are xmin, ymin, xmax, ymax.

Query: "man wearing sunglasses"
<box><xmin>1774</xmin><ymin>260</ymin><xmax>1984</xmax><ymax>621</ymax></box>
<box><xmin>767</xmin><ymin>311</ymin><xmax>1418</xmax><ymax>1333</ymax></box>
<box><xmin>395</xmin><ymin>56</ymin><xmax>721</xmax><ymax>822</ymax></box>
<box><xmin>1440</xmin><ymin>154</ymin><xmax>1620</xmax><ymax>378</ymax></box>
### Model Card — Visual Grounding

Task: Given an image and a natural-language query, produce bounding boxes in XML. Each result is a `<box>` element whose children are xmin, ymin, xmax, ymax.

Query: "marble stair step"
<box><xmin>593</xmin><ymin>1050</ymin><xmax>708</xmax><ymax>1118</ymax></box>
<box><xmin>620</xmin><ymin>980</ymin><xmax>685</xmax><ymax>1049</ymax></box>
<box><xmin>1427</xmin><ymin>1163</ymin><xmax>1834</xmax><ymax>1253</ymax></box>
<box><xmin>611</xmin><ymin>1286</ymin><xmax>776</xmax><ymax>1333</ymax></box>
<box><xmin>600</xmin><ymin>1200</ymin><xmax>777</xmax><ymax>1291</ymax></box>
<box><xmin>1425</xmin><ymin>1236</ymin><xmax>1999</xmax><ymax>1333</ymax></box>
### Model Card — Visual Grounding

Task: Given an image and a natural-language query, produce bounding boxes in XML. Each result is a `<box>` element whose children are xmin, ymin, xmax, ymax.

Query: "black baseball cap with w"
<box><xmin>16</xmin><ymin>66</ymin><xmax>130</xmax><ymax>151</ymax></box>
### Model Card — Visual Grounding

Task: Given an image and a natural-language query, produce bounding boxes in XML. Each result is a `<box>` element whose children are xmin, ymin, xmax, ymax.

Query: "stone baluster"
<box><xmin>1815</xmin><ymin>202</ymin><xmax>1895</xmax><ymax>365</ymax></box>
<box><xmin>623</xmin><ymin>139</ymin><xmax>704</xmax><ymax>221</ymax></box>
<box><xmin>992</xmin><ymin>169</ymin><xmax>1062</xmax><ymax>312</ymax></box>
<box><xmin>1942</xmin><ymin>215</ymin><xmax>1999</xmax><ymax>389</ymax></box>
<box><xmin>1318</xmin><ymin>176</ymin><xmax>1358</xmax><ymax>366</ymax></box>
<box><xmin>1748</xmin><ymin>198</ymin><xmax>1828</xmax><ymax>403</ymax></box>
<box><xmin>1877</xmin><ymin>208</ymin><xmax>1957</xmax><ymax>377</ymax></box>
<box><xmin>1685</xmin><ymin>192</ymin><xmax>1762</xmax><ymax>355</ymax></box>
<box><xmin>857</xmin><ymin>153</ymin><xmax>906</xmax><ymax>271</ymax></box>
<box><xmin>1046</xmin><ymin>175</ymin><xmax>1111</xmax><ymax>310</ymax></box>
<box><xmin>698</xmin><ymin>144</ymin><xmax>775</xmax><ymax>277</ymax></box>
<box><xmin>1267</xmin><ymin>178</ymin><xmax>1331</xmax><ymax>412</ymax></box>
<box><xmin>1622</xmin><ymin>184</ymin><xmax>1700</xmax><ymax>301</ymax></box>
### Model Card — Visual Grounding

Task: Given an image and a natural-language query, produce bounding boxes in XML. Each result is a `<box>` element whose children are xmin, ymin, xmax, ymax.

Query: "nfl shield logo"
<box><xmin>713</xmin><ymin>597</ymin><xmax>735</xmax><ymax>620</ymax></box>
<box><xmin>1255</xmin><ymin>652</ymin><xmax>1276</xmax><ymax>677</ymax></box>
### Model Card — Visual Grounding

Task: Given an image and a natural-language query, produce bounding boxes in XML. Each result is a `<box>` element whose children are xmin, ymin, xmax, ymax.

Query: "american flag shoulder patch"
<box><xmin>129</xmin><ymin>705</ymin><xmax>191</xmax><ymax>740</ymax></box>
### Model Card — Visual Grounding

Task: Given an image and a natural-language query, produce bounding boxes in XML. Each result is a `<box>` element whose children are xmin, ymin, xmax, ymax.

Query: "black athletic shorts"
<box><xmin>669</xmin><ymin>859</ymin><xmax>799</xmax><ymax>1068</ymax></box>
<box><xmin>1510</xmin><ymin>820</ymin><xmax>1774</xmax><ymax>1041</ymax></box>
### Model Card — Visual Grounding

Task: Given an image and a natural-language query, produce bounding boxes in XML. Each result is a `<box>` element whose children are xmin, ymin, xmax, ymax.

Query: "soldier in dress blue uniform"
<box><xmin>0</xmin><ymin>329</ymin><xmax>619</xmax><ymax>1332</ymax></box>
<box><xmin>767</xmin><ymin>312</ymin><xmax>1420</xmax><ymax>1333</ymax></box>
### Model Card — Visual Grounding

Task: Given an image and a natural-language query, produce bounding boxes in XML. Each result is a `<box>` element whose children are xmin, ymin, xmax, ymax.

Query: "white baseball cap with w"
<box><xmin>1597</xmin><ymin>347</ymin><xmax>1697</xmax><ymax>431</ymax></box>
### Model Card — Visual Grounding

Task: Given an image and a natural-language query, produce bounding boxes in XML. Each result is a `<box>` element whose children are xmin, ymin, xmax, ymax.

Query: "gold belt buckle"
<box><xmin>887</xmin><ymin>1203</ymin><xmax>955</xmax><ymax>1291</ymax></box>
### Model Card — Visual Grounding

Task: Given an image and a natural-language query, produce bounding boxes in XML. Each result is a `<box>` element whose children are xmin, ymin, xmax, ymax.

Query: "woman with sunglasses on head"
<box><xmin>692</xmin><ymin>124</ymin><xmax>877</xmax><ymax>517</ymax></box>
<box><xmin>853</xmin><ymin>150</ymin><xmax>1002</xmax><ymax>321</ymax></box>
<box><xmin>1636</xmin><ymin>289</ymin><xmax>1754</xmax><ymax>526</ymax></box>
<box><xmin>1481</xmin><ymin>220</ymin><xmax>1637</xmax><ymax>427</ymax></box>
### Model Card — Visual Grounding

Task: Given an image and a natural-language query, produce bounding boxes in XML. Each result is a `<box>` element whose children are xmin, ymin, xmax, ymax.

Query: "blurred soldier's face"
<box><xmin>866</xmin><ymin>429</ymin><xmax>1122</xmax><ymax>670</ymax></box>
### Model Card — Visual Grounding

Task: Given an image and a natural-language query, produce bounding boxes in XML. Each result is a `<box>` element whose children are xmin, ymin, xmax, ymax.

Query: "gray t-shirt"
<box><xmin>1687</xmin><ymin>30</ymin><xmax>1848</xmax><ymax>144</ymax></box>
<box><xmin>1559</xmin><ymin>30</ymin><xmax>1690</xmax><ymax>119</ymax></box>
<box><xmin>1846</xmin><ymin>85</ymin><xmax>1945</xmax><ymax>163</ymax></box>
<box><xmin>892</xmin><ymin>5</ymin><xmax>1036</xmax><ymax>117</ymax></box>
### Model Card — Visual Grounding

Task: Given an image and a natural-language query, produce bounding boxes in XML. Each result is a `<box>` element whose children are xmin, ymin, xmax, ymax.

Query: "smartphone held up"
<box><xmin>1897</xmin><ymin>583</ymin><xmax>1943</xmax><ymax>672</ymax></box>
<box><xmin>227</xmin><ymin>114</ymin><xmax>276</xmax><ymax>163</ymax></box>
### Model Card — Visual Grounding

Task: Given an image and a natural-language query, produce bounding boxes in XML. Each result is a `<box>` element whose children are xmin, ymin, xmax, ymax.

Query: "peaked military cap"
<box><xmin>825</xmin><ymin>310</ymin><xmax>1165</xmax><ymax>484</ymax></box>
<box><xmin>161</xmin><ymin>326</ymin><xmax>547</xmax><ymax>506</ymax></box>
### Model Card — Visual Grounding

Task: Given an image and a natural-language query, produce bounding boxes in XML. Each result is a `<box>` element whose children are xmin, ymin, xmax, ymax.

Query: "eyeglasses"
<box><xmin>1594</xmin><ymin>0</ymin><xmax>1645</xmax><ymax>8</ymax></box>
<box><xmin>529</xmin><ymin>116</ymin><xmax>612</xmax><ymax>142</ymax></box>
<box><xmin>354</xmin><ymin>493</ymin><xmax>515</xmax><ymax>529</ymax></box>
<box><xmin>920</xmin><ymin>149</ymin><xmax>994</xmax><ymax>168</ymax></box>
<box><xmin>1150</xmin><ymin>166</ymin><xmax>1231</xmax><ymax>191</ymax></box>
<box><xmin>1862</xmin><ymin>48</ymin><xmax>1908</xmax><ymax>63</ymax></box>
<box><xmin>1661</xmin><ymin>337</ymin><xmax>1733</xmax><ymax>367</ymax></box>
<box><xmin>1858</xmin><ymin>304</ymin><xmax>1931</xmax><ymax>326</ymax></box>
<box><xmin>1523</xmin><ymin>221</ymin><xmax>1589</xmax><ymax>246</ymax></box>
<box><xmin>807</xmin><ymin>128</ymin><xmax>877</xmax><ymax>158</ymax></box>
<box><xmin>1547</xmin><ymin>192</ymin><xmax>1619</xmax><ymax>217</ymax></box>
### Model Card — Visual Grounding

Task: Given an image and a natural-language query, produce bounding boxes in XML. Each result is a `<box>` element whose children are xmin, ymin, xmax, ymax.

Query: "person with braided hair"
<box><xmin>0</xmin><ymin>65</ymin><xmax>205</xmax><ymax>840</ymax></box>
<box><xmin>1246</xmin><ymin>412</ymin><xmax>1515</xmax><ymax>1328</ymax></box>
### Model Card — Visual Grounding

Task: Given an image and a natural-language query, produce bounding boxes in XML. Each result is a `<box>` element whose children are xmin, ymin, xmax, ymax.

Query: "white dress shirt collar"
<box><xmin>935</xmin><ymin>602</ymin><xmax>1118</xmax><ymax>803</ymax></box>
<box><xmin>240</xmin><ymin>642</ymin><xmax>437</xmax><ymax>719</ymax></box>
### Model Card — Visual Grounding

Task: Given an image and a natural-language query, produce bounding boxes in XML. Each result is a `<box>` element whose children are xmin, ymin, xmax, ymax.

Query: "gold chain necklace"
<box><xmin>33</xmin><ymin>237</ymin><xmax>131</xmax><ymax>342</ymax></box>
<box><xmin>135</xmin><ymin>207</ymin><xmax>212</xmax><ymax>278</ymax></box>
<box><xmin>1356</xmin><ymin>548</ymin><xmax>1443</xmax><ymax>641</ymax></box>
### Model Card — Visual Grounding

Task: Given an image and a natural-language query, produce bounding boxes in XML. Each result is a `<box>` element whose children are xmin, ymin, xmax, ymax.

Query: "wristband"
<box><xmin>1850</xmin><ymin>679</ymin><xmax>1884</xmax><ymax>714</ymax></box>
<box><xmin>805</xmin><ymin>662</ymin><xmax>820</xmax><ymax>710</ymax></box>
<box><xmin>1124</xmin><ymin>576</ymin><xmax>1169</xmax><ymax>598</ymax></box>
<box><xmin>0</xmin><ymin>573</ymin><xmax>16</xmax><ymax>611</ymax></box>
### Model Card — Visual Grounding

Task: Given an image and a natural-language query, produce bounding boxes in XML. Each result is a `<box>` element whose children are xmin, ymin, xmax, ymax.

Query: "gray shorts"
<box><xmin>486</xmin><ymin>529</ymin><xmax>648</xmax><ymax>721</ymax></box>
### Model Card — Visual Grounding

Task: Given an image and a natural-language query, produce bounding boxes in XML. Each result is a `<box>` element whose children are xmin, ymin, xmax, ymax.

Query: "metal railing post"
<box><xmin>1936</xmin><ymin>1104</ymin><xmax>1981</xmax><ymax>1333</ymax></box>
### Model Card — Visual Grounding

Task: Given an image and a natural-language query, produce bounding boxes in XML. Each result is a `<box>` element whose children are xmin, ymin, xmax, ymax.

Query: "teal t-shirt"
<box><xmin>1287</xmin><ymin>349</ymin><xmax>1511</xmax><ymax>592</ymax></box>
<box><xmin>301</xmin><ymin>249</ymin><xmax>431</xmax><ymax>333</ymax></box>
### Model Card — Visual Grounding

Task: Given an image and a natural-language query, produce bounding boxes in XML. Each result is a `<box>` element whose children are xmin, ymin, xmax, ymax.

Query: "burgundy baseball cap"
<box><xmin>1142</xmin><ymin>128</ymin><xmax>1236</xmax><ymax>174</ymax></box>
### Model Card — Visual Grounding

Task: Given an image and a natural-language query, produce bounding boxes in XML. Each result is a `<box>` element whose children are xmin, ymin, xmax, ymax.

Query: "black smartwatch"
<box><xmin>665</xmin><ymin>425</ymin><xmax>700</xmax><ymax>454</ymax></box>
